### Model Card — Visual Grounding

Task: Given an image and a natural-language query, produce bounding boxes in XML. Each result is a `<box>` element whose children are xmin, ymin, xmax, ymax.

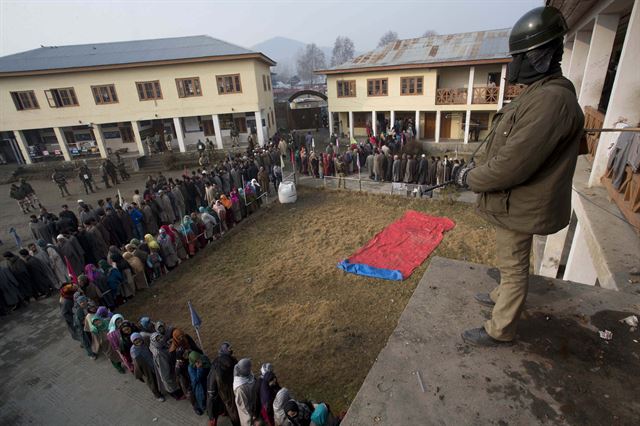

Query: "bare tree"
<box><xmin>331</xmin><ymin>36</ymin><xmax>356</xmax><ymax>66</ymax></box>
<box><xmin>422</xmin><ymin>30</ymin><xmax>438</xmax><ymax>37</ymax></box>
<box><xmin>378</xmin><ymin>30</ymin><xmax>399</xmax><ymax>48</ymax></box>
<box><xmin>296</xmin><ymin>43</ymin><xmax>326</xmax><ymax>84</ymax></box>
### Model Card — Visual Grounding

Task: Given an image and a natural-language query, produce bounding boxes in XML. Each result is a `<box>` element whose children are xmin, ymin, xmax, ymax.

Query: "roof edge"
<box><xmin>315</xmin><ymin>58</ymin><xmax>511</xmax><ymax>75</ymax></box>
<box><xmin>0</xmin><ymin>52</ymin><xmax>276</xmax><ymax>77</ymax></box>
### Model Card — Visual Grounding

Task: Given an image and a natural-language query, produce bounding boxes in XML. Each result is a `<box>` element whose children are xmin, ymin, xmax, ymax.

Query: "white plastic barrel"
<box><xmin>278</xmin><ymin>181</ymin><xmax>297</xmax><ymax>204</ymax></box>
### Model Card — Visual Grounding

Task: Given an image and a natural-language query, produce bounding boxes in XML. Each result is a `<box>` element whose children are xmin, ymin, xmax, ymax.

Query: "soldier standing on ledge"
<box><xmin>456</xmin><ymin>6</ymin><xmax>585</xmax><ymax>347</ymax></box>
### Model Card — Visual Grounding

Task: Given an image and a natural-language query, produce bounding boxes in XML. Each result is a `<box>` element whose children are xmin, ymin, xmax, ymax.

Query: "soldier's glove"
<box><xmin>455</xmin><ymin>160</ymin><xmax>475</xmax><ymax>189</ymax></box>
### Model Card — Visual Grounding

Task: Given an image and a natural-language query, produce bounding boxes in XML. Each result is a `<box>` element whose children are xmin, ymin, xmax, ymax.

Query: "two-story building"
<box><xmin>317</xmin><ymin>28</ymin><xmax>526</xmax><ymax>144</ymax></box>
<box><xmin>0</xmin><ymin>35</ymin><xmax>276</xmax><ymax>164</ymax></box>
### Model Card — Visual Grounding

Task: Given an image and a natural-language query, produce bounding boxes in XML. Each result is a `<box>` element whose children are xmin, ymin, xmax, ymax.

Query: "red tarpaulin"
<box><xmin>338</xmin><ymin>210</ymin><xmax>455</xmax><ymax>280</ymax></box>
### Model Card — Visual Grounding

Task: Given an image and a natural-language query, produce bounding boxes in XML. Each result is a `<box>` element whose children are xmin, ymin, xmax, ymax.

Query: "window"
<box><xmin>44</xmin><ymin>87</ymin><xmax>78</xmax><ymax>107</ymax></box>
<box><xmin>400</xmin><ymin>77</ymin><xmax>423</xmax><ymax>95</ymax></box>
<box><xmin>135</xmin><ymin>81</ymin><xmax>163</xmax><ymax>101</ymax></box>
<box><xmin>367</xmin><ymin>79</ymin><xmax>388</xmax><ymax>96</ymax></box>
<box><xmin>216</xmin><ymin>74</ymin><xmax>242</xmax><ymax>94</ymax></box>
<box><xmin>267</xmin><ymin>76</ymin><xmax>271</xmax><ymax>91</ymax></box>
<box><xmin>91</xmin><ymin>84</ymin><xmax>118</xmax><ymax>104</ymax></box>
<box><xmin>262</xmin><ymin>75</ymin><xmax>268</xmax><ymax>91</ymax></box>
<box><xmin>202</xmin><ymin>119</ymin><xmax>215</xmax><ymax>136</ymax></box>
<box><xmin>10</xmin><ymin>90</ymin><xmax>39</xmax><ymax>110</ymax></box>
<box><xmin>337</xmin><ymin>80</ymin><xmax>356</xmax><ymax>97</ymax></box>
<box><xmin>176</xmin><ymin>77</ymin><xmax>202</xmax><ymax>98</ymax></box>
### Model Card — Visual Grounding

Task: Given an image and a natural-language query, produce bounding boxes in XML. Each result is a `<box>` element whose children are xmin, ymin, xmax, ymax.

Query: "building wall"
<box><xmin>326</xmin><ymin>65</ymin><xmax>503</xmax><ymax>114</ymax></box>
<box><xmin>0</xmin><ymin>58</ymin><xmax>275</xmax><ymax>132</ymax></box>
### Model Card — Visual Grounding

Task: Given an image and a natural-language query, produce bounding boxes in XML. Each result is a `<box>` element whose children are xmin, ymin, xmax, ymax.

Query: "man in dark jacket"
<box><xmin>207</xmin><ymin>342</ymin><xmax>240</xmax><ymax>426</ymax></box>
<box><xmin>457</xmin><ymin>6</ymin><xmax>584</xmax><ymax>346</ymax></box>
<box><xmin>52</xmin><ymin>169</ymin><xmax>71</xmax><ymax>196</ymax></box>
<box><xmin>19</xmin><ymin>249</ymin><xmax>55</xmax><ymax>296</ymax></box>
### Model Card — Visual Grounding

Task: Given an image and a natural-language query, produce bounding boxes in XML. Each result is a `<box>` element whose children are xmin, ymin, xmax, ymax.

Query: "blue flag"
<box><xmin>188</xmin><ymin>301</ymin><xmax>202</xmax><ymax>328</ymax></box>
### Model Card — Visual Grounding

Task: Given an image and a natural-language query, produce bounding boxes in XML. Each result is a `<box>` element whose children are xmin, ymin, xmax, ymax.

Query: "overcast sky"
<box><xmin>0</xmin><ymin>0</ymin><xmax>542</xmax><ymax>56</ymax></box>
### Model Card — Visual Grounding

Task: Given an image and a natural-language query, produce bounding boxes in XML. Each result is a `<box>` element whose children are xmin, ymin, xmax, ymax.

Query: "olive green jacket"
<box><xmin>467</xmin><ymin>74</ymin><xmax>584</xmax><ymax>235</ymax></box>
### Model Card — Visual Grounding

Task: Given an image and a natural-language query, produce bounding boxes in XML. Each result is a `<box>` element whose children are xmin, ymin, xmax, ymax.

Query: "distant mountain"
<box><xmin>252</xmin><ymin>36</ymin><xmax>333</xmax><ymax>76</ymax></box>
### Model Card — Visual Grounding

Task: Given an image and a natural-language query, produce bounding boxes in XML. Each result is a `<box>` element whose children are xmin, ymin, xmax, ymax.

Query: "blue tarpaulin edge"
<box><xmin>337</xmin><ymin>260</ymin><xmax>404</xmax><ymax>281</ymax></box>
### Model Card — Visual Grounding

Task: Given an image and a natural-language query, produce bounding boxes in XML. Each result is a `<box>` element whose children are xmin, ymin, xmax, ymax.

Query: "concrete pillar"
<box><xmin>590</xmin><ymin>0</ymin><xmax>640</xmax><ymax>187</ymax></box>
<box><xmin>567</xmin><ymin>30</ymin><xmax>592</xmax><ymax>98</ymax></box>
<box><xmin>497</xmin><ymin>64</ymin><xmax>507</xmax><ymax>108</ymax></box>
<box><xmin>561</xmin><ymin>37</ymin><xmax>575</xmax><ymax>76</ymax></box>
<box><xmin>172</xmin><ymin>117</ymin><xmax>186</xmax><ymax>153</ymax></box>
<box><xmin>563</xmin><ymin>223</ymin><xmax>598</xmax><ymax>285</ymax></box>
<box><xmin>91</xmin><ymin>125</ymin><xmax>108</xmax><ymax>159</ymax></box>
<box><xmin>371</xmin><ymin>110</ymin><xmax>377</xmax><ymax>136</ymax></box>
<box><xmin>415</xmin><ymin>110</ymin><xmax>420</xmax><ymax>139</ymax></box>
<box><xmin>212</xmin><ymin>114</ymin><xmax>223</xmax><ymax>149</ymax></box>
<box><xmin>348</xmin><ymin>111</ymin><xmax>354</xmax><ymax>138</ymax></box>
<box><xmin>435</xmin><ymin>110</ymin><xmax>441</xmax><ymax>143</ymax></box>
<box><xmin>328</xmin><ymin>111</ymin><xmax>334</xmax><ymax>136</ymax></box>
<box><xmin>130</xmin><ymin>121</ymin><xmax>146</xmax><ymax>155</ymax></box>
<box><xmin>13</xmin><ymin>130</ymin><xmax>32</xmax><ymax>165</ymax></box>
<box><xmin>52</xmin><ymin>127</ymin><xmax>72</xmax><ymax>161</ymax></box>
<box><xmin>579</xmin><ymin>14</ymin><xmax>620</xmax><ymax>109</ymax></box>
<box><xmin>463</xmin><ymin>110</ymin><xmax>471</xmax><ymax>144</ymax></box>
<box><xmin>390</xmin><ymin>110</ymin><xmax>395</xmax><ymax>130</ymax></box>
<box><xmin>538</xmin><ymin>226</ymin><xmax>570</xmax><ymax>278</ymax></box>
<box><xmin>255</xmin><ymin>110</ymin><xmax>265</xmax><ymax>146</ymax></box>
<box><xmin>467</xmin><ymin>66</ymin><xmax>475</xmax><ymax>105</ymax></box>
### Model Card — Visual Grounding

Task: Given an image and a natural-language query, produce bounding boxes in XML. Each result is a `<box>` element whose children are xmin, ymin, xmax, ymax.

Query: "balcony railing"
<box><xmin>435</xmin><ymin>88</ymin><xmax>467</xmax><ymax>105</ymax></box>
<box><xmin>472</xmin><ymin>86</ymin><xmax>499</xmax><ymax>104</ymax></box>
<box><xmin>504</xmin><ymin>84</ymin><xmax>526</xmax><ymax>101</ymax></box>
<box><xmin>584</xmin><ymin>106</ymin><xmax>605</xmax><ymax>159</ymax></box>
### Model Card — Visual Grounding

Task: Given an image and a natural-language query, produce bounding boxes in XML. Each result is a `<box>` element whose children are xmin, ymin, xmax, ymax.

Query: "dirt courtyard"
<box><xmin>119</xmin><ymin>187</ymin><xmax>495</xmax><ymax>413</ymax></box>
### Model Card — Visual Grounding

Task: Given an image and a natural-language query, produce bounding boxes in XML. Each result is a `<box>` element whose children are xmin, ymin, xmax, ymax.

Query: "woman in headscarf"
<box><xmin>154</xmin><ymin>320</ymin><xmax>173</xmax><ymax>346</ymax></box>
<box><xmin>190</xmin><ymin>212</ymin><xmax>208</xmax><ymax>248</ymax></box>
<box><xmin>188</xmin><ymin>351</ymin><xmax>211</xmax><ymax>415</ymax></box>
<box><xmin>157</xmin><ymin>228</ymin><xmax>179</xmax><ymax>270</ymax></box>
<box><xmin>4</xmin><ymin>251</ymin><xmax>35</xmax><ymax>301</ymax></box>
<box><xmin>244</xmin><ymin>181</ymin><xmax>257</xmax><ymax>214</ymax></box>
<box><xmin>98</xmin><ymin>259</ymin><xmax>123</xmax><ymax>305</ymax></box>
<box><xmin>212</xmin><ymin>200</ymin><xmax>228</xmax><ymax>233</ymax></box>
<box><xmin>260</xmin><ymin>370</ymin><xmax>281</xmax><ymax>426</ymax></box>
<box><xmin>138</xmin><ymin>316</ymin><xmax>155</xmax><ymax>345</ymax></box>
<box><xmin>229</xmin><ymin>189</ymin><xmax>243</xmax><ymax>223</ymax></box>
<box><xmin>207</xmin><ymin>342</ymin><xmax>240</xmax><ymax>426</ymax></box>
<box><xmin>273</xmin><ymin>388</ymin><xmax>292</xmax><ymax>426</ymax></box>
<box><xmin>198</xmin><ymin>207</ymin><xmax>218</xmax><ymax>241</ymax></box>
<box><xmin>123</xmin><ymin>250</ymin><xmax>148</xmax><ymax>290</ymax></box>
<box><xmin>175</xmin><ymin>347</ymin><xmax>197</xmax><ymax>411</ymax></box>
<box><xmin>220</xmin><ymin>195</ymin><xmax>235</xmax><ymax>229</ymax></box>
<box><xmin>84</xmin><ymin>264</ymin><xmax>115</xmax><ymax>308</ymax></box>
<box><xmin>110</xmin><ymin>251</ymin><xmax>135</xmax><ymax>300</ymax></box>
<box><xmin>107</xmin><ymin>313</ymin><xmax>133</xmax><ymax>372</ymax></box>
<box><xmin>168</xmin><ymin>328</ymin><xmax>201</xmax><ymax>354</ymax></box>
<box><xmin>233</xmin><ymin>358</ymin><xmax>259</xmax><ymax>426</ymax></box>
<box><xmin>44</xmin><ymin>241</ymin><xmax>68</xmax><ymax>287</ymax></box>
<box><xmin>165</xmin><ymin>224</ymin><xmax>189</xmax><ymax>260</ymax></box>
<box><xmin>117</xmin><ymin>320</ymin><xmax>138</xmax><ymax>368</ymax></box>
<box><xmin>59</xmin><ymin>283</ymin><xmax>78</xmax><ymax>340</ymax></box>
<box><xmin>149</xmin><ymin>332</ymin><xmax>183</xmax><ymax>399</ymax></box>
<box><xmin>130</xmin><ymin>332</ymin><xmax>165</xmax><ymax>402</ymax></box>
<box><xmin>179</xmin><ymin>216</ymin><xmax>198</xmax><ymax>256</ymax></box>
<box><xmin>89</xmin><ymin>313</ymin><xmax>125</xmax><ymax>373</ymax></box>
<box><xmin>73</xmin><ymin>294</ymin><xmax>96</xmax><ymax>359</ymax></box>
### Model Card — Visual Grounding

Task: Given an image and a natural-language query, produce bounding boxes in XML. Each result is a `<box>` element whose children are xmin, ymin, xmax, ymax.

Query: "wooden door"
<box><xmin>234</xmin><ymin>117</ymin><xmax>247</xmax><ymax>133</ymax></box>
<box><xmin>440</xmin><ymin>114</ymin><xmax>451</xmax><ymax>139</ymax></box>
<box><xmin>424</xmin><ymin>112</ymin><xmax>436</xmax><ymax>139</ymax></box>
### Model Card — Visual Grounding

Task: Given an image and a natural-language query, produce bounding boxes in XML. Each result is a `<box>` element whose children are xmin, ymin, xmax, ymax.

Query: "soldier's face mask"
<box><xmin>508</xmin><ymin>38</ymin><xmax>563</xmax><ymax>85</ymax></box>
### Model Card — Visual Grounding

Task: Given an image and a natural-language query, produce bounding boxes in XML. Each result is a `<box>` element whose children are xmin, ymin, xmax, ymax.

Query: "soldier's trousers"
<box><xmin>485</xmin><ymin>226</ymin><xmax>533</xmax><ymax>341</ymax></box>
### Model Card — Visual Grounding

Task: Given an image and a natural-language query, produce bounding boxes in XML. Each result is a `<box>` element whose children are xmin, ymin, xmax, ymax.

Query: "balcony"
<box><xmin>584</xmin><ymin>106</ymin><xmax>604</xmax><ymax>159</ymax></box>
<box><xmin>471</xmin><ymin>86</ymin><xmax>499</xmax><ymax>104</ymax></box>
<box><xmin>435</xmin><ymin>88</ymin><xmax>467</xmax><ymax>105</ymax></box>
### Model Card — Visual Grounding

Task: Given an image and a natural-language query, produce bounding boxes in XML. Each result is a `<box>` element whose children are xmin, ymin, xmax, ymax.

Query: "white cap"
<box><xmin>77</xmin><ymin>199</ymin><xmax>84</xmax><ymax>203</ymax></box>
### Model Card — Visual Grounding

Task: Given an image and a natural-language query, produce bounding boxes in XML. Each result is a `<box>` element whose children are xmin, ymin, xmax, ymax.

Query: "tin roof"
<box><xmin>318</xmin><ymin>28</ymin><xmax>510</xmax><ymax>74</ymax></box>
<box><xmin>0</xmin><ymin>35</ymin><xmax>275</xmax><ymax>75</ymax></box>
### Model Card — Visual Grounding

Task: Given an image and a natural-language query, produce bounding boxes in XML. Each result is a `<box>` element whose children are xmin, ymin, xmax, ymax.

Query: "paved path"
<box><xmin>0</xmin><ymin>295</ymin><xmax>237</xmax><ymax>425</ymax></box>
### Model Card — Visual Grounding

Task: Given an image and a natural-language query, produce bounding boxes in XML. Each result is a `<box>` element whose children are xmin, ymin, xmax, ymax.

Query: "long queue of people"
<box><xmin>0</xmin><ymin>148</ymin><xmax>280</xmax><ymax>315</ymax></box>
<box><xmin>60</xmin><ymin>292</ymin><xmax>340</xmax><ymax>426</ymax></box>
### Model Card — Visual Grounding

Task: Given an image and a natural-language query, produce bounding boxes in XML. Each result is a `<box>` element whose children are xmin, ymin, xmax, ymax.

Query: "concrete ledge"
<box><xmin>571</xmin><ymin>155</ymin><xmax>640</xmax><ymax>292</ymax></box>
<box><xmin>342</xmin><ymin>257</ymin><xmax>640</xmax><ymax>425</ymax></box>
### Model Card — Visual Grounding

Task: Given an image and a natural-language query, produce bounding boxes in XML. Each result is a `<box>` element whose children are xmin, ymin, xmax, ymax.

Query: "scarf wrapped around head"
<box><xmin>139</xmin><ymin>316</ymin><xmax>153</xmax><ymax>332</ymax></box>
<box><xmin>218</xmin><ymin>341</ymin><xmax>232</xmax><ymax>356</ymax></box>
<box><xmin>160</xmin><ymin>225</ymin><xmax>176</xmax><ymax>243</ymax></box>
<box><xmin>129</xmin><ymin>332</ymin><xmax>154</xmax><ymax>367</ymax></box>
<box><xmin>260</xmin><ymin>371</ymin><xmax>280</xmax><ymax>413</ymax></box>
<box><xmin>84</xmin><ymin>265</ymin><xmax>100</xmax><ymax>282</ymax></box>
<box><xmin>37</xmin><ymin>239</ymin><xmax>47</xmax><ymax>249</ymax></box>
<box><xmin>98</xmin><ymin>259</ymin><xmax>111</xmax><ymax>273</ymax></box>
<box><xmin>169</xmin><ymin>328</ymin><xmax>190</xmax><ymax>352</ymax></box>
<box><xmin>86</xmin><ymin>300</ymin><xmax>98</xmax><ymax>313</ymax></box>
<box><xmin>130</xmin><ymin>238</ymin><xmax>140</xmax><ymax>247</ymax></box>
<box><xmin>233</xmin><ymin>358</ymin><xmax>255</xmax><ymax>391</ymax></box>
<box><xmin>109</xmin><ymin>313</ymin><xmax>124</xmax><ymax>332</ymax></box>
<box><xmin>180</xmin><ymin>216</ymin><xmax>194</xmax><ymax>236</ymax></box>
<box><xmin>273</xmin><ymin>388</ymin><xmax>292</xmax><ymax>426</ymax></box>
<box><xmin>89</xmin><ymin>315</ymin><xmax>109</xmax><ymax>334</ymax></box>
<box><xmin>310</xmin><ymin>403</ymin><xmax>329</xmax><ymax>426</ymax></box>
<box><xmin>96</xmin><ymin>306</ymin><xmax>112</xmax><ymax>319</ymax></box>
<box><xmin>144</xmin><ymin>234</ymin><xmax>156</xmax><ymax>245</ymax></box>
<box><xmin>59</xmin><ymin>283</ymin><xmax>78</xmax><ymax>300</ymax></box>
<box><xmin>220</xmin><ymin>195</ymin><xmax>232</xmax><ymax>209</ymax></box>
